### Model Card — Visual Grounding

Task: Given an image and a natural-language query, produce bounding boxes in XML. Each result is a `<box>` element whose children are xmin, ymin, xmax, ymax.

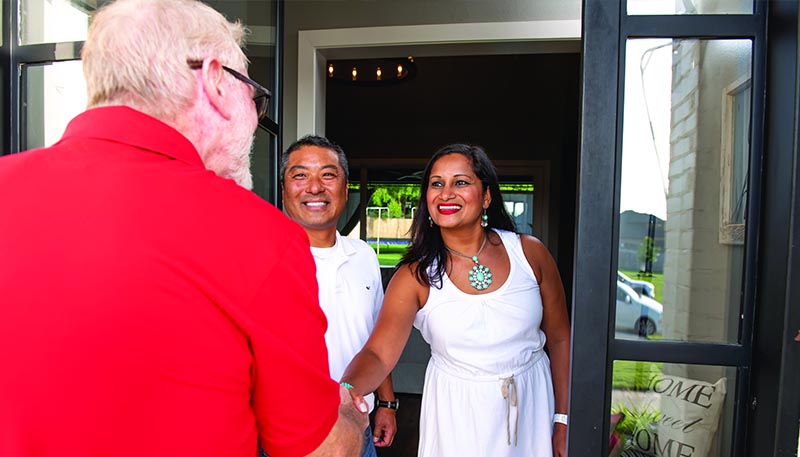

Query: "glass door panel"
<box><xmin>617</xmin><ymin>38</ymin><xmax>752</xmax><ymax>343</ymax></box>
<box><xmin>610</xmin><ymin>360</ymin><xmax>737</xmax><ymax>457</ymax></box>
<box><xmin>19</xmin><ymin>0</ymin><xmax>98</xmax><ymax>45</ymax></box>
<box><xmin>356</xmin><ymin>166</ymin><xmax>422</xmax><ymax>268</ymax></box>
<box><xmin>23</xmin><ymin>60</ymin><xmax>86</xmax><ymax>150</ymax></box>
<box><xmin>627</xmin><ymin>0</ymin><xmax>753</xmax><ymax>15</ymax></box>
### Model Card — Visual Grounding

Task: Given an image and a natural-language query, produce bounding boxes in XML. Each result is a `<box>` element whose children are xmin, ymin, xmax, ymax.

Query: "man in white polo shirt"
<box><xmin>281</xmin><ymin>135</ymin><xmax>397</xmax><ymax>456</ymax></box>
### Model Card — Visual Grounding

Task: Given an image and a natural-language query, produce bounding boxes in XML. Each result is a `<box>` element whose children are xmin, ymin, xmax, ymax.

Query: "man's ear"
<box><xmin>201</xmin><ymin>59</ymin><xmax>233</xmax><ymax>120</ymax></box>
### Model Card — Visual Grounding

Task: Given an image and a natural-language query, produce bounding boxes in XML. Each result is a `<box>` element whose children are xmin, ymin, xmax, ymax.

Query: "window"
<box><xmin>618</xmin><ymin>38</ymin><xmax>751</xmax><ymax>344</ymax></box>
<box><xmin>6</xmin><ymin>1</ymin><xmax>282</xmax><ymax>204</ymax></box>
<box><xmin>23</xmin><ymin>61</ymin><xmax>86</xmax><ymax>150</ymax></box>
<box><xmin>719</xmin><ymin>76</ymin><xmax>751</xmax><ymax>245</ymax></box>
<box><xmin>348</xmin><ymin>162</ymin><xmax>549</xmax><ymax>269</ymax></box>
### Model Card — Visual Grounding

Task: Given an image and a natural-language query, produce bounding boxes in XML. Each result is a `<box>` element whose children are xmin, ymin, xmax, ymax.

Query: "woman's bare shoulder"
<box><xmin>386</xmin><ymin>263</ymin><xmax>430</xmax><ymax>308</ymax></box>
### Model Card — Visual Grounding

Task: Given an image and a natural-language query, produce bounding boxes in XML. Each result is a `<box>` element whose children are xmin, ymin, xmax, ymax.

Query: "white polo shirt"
<box><xmin>310</xmin><ymin>231</ymin><xmax>384</xmax><ymax>412</ymax></box>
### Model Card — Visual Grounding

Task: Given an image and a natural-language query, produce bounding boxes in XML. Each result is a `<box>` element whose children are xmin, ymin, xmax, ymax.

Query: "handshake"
<box><xmin>339</xmin><ymin>384</ymin><xmax>370</xmax><ymax>429</ymax></box>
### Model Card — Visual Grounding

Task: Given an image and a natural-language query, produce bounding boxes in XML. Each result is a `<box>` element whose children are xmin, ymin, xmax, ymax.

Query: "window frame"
<box><xmin>1</xmin><ymin>0</ymin><xmax>284</xmax><ymax>208</ymax></box>
<box><xmin>719</xmin><ymin>74</ymin><xmax>752</xmax><ymax>245</ymax></box>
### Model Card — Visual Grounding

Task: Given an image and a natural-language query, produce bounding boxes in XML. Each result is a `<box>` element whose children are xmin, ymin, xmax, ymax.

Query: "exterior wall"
<box><xmin>664</xmin><ymin>39</ymin><xmax>701</xmax><ymax>343</ymax></box>
<box><xmin>692</xmin><ymin>40</ymin><xmax>748</xmax><ymax>345</ymax></box>
<box><xmin>365</xmin><ymin>217</ymin><xmax>412</xmax><ymax>240</ymax></box>
<box><xmin>664</xmin><ymin>38</ymin><xmax>748</xmax><ymax>349</ymax></box>
<box><xmin>283</xmin><ymin>0</ymin><xmax>582</xmax><ymax>141</ymax></box>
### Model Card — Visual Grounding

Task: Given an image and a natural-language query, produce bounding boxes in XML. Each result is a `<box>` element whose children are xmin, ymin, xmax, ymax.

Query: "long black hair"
<box><xmin>399</xmin><ymin>144</ymin><xmax>516</xmax><ymax>288</ymax></box>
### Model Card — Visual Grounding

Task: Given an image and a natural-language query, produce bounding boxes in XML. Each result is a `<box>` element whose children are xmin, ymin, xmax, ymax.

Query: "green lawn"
<box><xmin>377</xmin><ymin>253</ymin><xmax>404</xmax><ymax>267</ymax></box>
<box><xmin>620</xmin><ymin>269</ymin><xmax>664</xmax><ymax>303</ymax></box>
<box><xmin>612</xmin><ymin>359</ymin><xmax>663</xmax><ymax>390</ymax></box>
<box><xmin>370</xmin><ymin>243</ymin><xmax>409</xmax><ymax>267</ymax></box>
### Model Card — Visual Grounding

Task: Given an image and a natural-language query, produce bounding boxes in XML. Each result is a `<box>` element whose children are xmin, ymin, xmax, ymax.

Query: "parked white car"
<box><xmin>615</xmin><ymin>281</ymin><xmax>663</xmax><ymax>337</ymax></box>
<box><xmin>617</xmin><ymin>271</ymin><xmax>656</xmax><ymax>299</ymax></box>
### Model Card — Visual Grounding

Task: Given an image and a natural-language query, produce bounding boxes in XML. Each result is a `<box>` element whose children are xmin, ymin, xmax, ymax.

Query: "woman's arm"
<box><xmin>341</xmin><ymin>264</ymin><xmax>426</xmax><ymax>396</ymax></box>
<box><xmin>521</xmin><ymin>235</ymin><xmax>571</xmax><ymax>457</ymax></box>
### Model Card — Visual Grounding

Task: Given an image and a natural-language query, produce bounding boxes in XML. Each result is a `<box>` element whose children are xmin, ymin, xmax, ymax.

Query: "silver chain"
<box><xmin>445</xmin><ymin>233</ymin><xmax>488</xmax><ymax>262</ymax></box>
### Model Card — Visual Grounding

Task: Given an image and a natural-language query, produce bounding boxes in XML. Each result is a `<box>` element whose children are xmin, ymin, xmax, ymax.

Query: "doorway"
<box><xmin>324</xmin><ymin>51</ymin><xmax>581</xmax><ymax>456</ymax></box>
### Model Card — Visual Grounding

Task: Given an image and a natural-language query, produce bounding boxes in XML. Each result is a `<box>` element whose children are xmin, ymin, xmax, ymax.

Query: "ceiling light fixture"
<box><xmin>327</xmin><ymin>56</ymin><xmax>417</xmax><ymax>86</ymax></box>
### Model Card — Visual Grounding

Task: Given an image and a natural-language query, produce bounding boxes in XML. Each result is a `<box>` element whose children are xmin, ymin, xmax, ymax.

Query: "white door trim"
<box><xmin>296</xmin><ymin>20</ymin><xmax>581</xmax><ymax>137</ymax></box>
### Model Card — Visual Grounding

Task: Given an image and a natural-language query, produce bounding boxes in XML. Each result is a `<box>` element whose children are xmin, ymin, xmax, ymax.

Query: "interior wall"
<box><xmin>283</xmin><ymin>0</ymin><xmax>582</xmax><ymax>141</ymax></box>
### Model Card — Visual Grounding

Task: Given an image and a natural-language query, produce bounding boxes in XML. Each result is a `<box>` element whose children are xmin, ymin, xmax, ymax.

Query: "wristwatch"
<box><xmin>375</xmin><ymin>397</ymin><xmax>400</xmax><ymax>411</ymax></box>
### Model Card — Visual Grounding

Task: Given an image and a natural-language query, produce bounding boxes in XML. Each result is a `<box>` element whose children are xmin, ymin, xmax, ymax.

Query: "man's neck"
<box><xmin>306</xmin><ymin>228</ymin><xmax>337</xmax><ymax>248</ymax></box>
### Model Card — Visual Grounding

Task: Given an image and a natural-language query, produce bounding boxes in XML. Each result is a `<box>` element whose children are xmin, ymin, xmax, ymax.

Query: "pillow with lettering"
<box><xmin>623</xmin><ymin>375</ymin><xmax>726</xmax><ymax>457</ymax></box>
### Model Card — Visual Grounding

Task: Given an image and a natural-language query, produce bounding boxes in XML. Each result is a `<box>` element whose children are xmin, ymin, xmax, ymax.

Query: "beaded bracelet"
<box><xmin>340</xmin><ymin>382</ymin><xmax>354</xmax><ymax>389</ymax></box>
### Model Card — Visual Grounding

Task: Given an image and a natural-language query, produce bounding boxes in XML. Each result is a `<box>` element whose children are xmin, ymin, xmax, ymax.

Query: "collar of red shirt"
<box><xmin>59</xmin><ymin>105</ymin><xmax>205</xmax><ymax>169</ymax></box>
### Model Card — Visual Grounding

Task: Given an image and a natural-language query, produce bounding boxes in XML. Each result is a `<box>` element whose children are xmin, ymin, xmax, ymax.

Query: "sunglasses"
<box><xmin>187</xmin><ymin>59</ymin><xmax>271</xmax><ymax>120</ymax></box>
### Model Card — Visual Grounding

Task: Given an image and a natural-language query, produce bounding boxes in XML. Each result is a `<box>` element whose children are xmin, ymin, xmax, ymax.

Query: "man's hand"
<box><xmin>339</xmin><ymin>385</ymin><xmax>369</xmax><ymax>430</ymax></box>
<box><xmin>372</xmin><ymin>406</ymin><xmax>397</xmax><ymax>447</ymax></box>
<box><xmin>306</xmin><ymin>385</ymin><xmax>369</xmax><ymax>456</ymax></box>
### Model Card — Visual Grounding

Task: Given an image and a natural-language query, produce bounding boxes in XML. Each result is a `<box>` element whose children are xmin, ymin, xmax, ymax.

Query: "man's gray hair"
<box><xmin>82</xmin><ymin>0</ymin><xmax>248</xmax><ymax>122</ymax></box>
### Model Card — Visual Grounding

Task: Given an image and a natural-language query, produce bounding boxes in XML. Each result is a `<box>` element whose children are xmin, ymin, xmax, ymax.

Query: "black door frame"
<box><xmin>748</xmin><ymin>1</ymin><xmax>800</xmax><ymax>455</ymax></box>
<box><xmin>571</xmin><ymin>0</ymin><xmax>799</xmax><ymax>455</ymax></box>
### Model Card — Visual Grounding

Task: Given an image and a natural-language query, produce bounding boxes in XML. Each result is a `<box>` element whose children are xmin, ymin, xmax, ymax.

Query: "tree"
<box><xmin>637</xmin><ymin>236</ymin><xmax>660</xmax><ymax>274</ymax></box>
<box><xmin>369</xmin><ymin>184</ymin><xmax>420</xmax><ymax>218</ymax></box>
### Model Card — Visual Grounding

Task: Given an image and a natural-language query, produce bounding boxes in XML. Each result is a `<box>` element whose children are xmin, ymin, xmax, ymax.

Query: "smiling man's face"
<box><xmin>281</xmin><ymin>145</ymin><xmax>348</xmax><ymax>238</ymax></box>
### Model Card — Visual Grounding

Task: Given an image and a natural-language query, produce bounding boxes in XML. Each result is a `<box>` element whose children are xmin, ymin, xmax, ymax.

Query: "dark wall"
<box><xmin>326</xmin><ymin>53</ymin><xmax>579</xmax><ymax>161</ymax></box>
<box><xmin>325</xmin><ymin>52</ymin><xmax>580</xmax><ymax>305</ymax></box>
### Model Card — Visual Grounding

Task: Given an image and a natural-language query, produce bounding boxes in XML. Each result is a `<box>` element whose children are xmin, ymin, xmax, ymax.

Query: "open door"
<box><xmin>572</xmin><ymin>1</ymin><xmax>800</xmax><ymax>456</ymax></box>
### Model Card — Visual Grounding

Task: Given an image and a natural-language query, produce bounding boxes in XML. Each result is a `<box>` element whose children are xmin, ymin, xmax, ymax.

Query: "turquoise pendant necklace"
<box><xmin>445</xmin><ymin>234</ymin><xmax>493</xmax><ymax>290</ymax></box>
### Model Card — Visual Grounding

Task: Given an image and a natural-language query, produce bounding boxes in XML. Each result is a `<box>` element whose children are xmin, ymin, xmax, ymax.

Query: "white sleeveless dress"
<box><xmin>413</xmin><ymin>229</ymin><xmax>555</xmax><ymax>456</ymax></box>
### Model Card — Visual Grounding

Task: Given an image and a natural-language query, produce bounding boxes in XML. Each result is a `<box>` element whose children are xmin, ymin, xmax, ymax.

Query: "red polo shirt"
<box><xmin>0</xmin><ymin>107</ymin><xmax>338</xmax><ymax>457</ymax></box>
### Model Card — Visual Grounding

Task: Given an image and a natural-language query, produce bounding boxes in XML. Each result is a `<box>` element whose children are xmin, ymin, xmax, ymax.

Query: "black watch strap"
<box><xmin>375</xmin><ymin>398</ymin><xmax>399</xmax><ymax>411</ymax></box>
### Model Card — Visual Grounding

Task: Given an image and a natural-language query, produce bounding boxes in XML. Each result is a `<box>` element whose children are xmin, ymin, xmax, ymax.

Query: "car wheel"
<box><xmin>635</xmin><ymin>317</ymin><xmax>656</xmax><ymax>337</ymax></box>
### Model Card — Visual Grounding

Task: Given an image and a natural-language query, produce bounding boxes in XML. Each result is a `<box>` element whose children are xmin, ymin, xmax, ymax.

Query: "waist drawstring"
<box><xmin>500</xmin><ymin>374</ymin><xmax>519</xmax><ymax>446</ymax></box>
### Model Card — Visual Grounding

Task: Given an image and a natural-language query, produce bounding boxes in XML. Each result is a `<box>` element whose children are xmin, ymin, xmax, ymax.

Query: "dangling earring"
<box><xmin>428</xmin><ymin>215</ymin><xmax>434</xmax><ymax>228</ymax></box>
<box><xmin>481</xmin><ymin>209</ymin><xmax>489</xmax><ymax>228</ymax></box>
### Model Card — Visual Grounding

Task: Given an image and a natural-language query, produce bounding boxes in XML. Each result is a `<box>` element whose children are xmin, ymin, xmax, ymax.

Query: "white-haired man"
<box><xmin>0</xmin><ymin>1</ymin><xmax>367</xmax><ymax>456</ymax></box>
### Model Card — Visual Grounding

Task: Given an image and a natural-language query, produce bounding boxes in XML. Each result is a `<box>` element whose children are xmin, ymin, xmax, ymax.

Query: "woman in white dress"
<box><xmin>342</xmin><ymin>144</ymin><xmax>570</xmax><ymax>456</ymax></box>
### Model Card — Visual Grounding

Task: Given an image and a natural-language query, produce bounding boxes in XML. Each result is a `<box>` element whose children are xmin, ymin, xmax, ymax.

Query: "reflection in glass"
<box><xmin>209</xmin><ymin>0</ymin><xmax>278</xmax><ymax>119</ymax></box>
<box><xmin>19</xmin><ymin>0</ymin><xmax>96</xmax><ymax>45</ymax></box>
<box><xmin>617</xmin><ymin>39</ymin><xmax>752</xmax><ymax>343</ymax></box>
<box><xmin>627</xmin><ymin>0</ymin><xmax>753</xmax><ymax>15</ymax></box>
<box><xmin>611</xmin><ymin>361</ymin><xmax>736</xmax><ymax>456</ymax></box>
<box><xmin>24</xmin><ymin>61</ymin><xmax>87</xmax><ymax>150</ymax></box>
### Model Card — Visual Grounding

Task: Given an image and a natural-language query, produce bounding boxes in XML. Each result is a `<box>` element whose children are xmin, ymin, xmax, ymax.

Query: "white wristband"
<box><xmin>553</xmin><ymin>413</ymin><xmax>568</xmax><ymax>425</ymax></box>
